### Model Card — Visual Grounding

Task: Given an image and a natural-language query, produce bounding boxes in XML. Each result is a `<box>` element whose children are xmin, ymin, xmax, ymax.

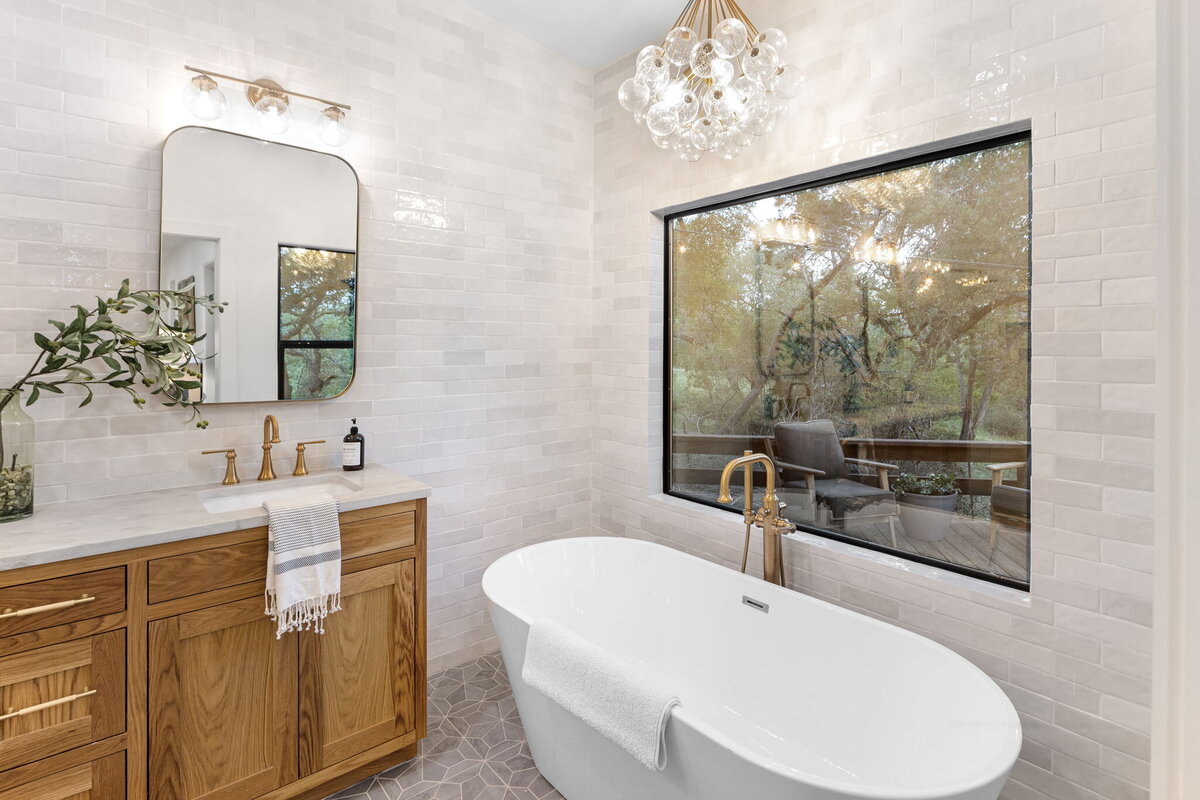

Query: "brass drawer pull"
<box><xmin>0</xmin><ymin>688</ymin><xmax>97</xmax><ymax>722</ymax></box>
<box><xmin>0</xmin><ymin>594</ymin><xmax>96</xmax><ymax>620</ymax></box>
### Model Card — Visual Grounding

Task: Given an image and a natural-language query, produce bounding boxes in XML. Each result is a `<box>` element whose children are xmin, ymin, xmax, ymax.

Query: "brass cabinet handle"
<box><xmin>0</xmin><ymin>594</ymin><xmax>95</xmax><ymax>620</ymax></box>
<box><xmin>0</xmin><ymin>688</ymin><xmax>97</xmax><ymax>722</ymax></box>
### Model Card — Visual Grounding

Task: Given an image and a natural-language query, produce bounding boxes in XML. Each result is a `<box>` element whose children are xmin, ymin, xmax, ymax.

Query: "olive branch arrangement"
<box><xmin>0</xmin><ymin>279</ymin><xmax>226</xmax><ymax>474</ymax></box>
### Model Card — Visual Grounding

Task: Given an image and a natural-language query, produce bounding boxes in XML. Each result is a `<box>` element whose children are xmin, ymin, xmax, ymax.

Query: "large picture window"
<box><xmin>665</xmin><ymin>132</ymin><xmax>1032</xmax><ymax>588</ymax></box>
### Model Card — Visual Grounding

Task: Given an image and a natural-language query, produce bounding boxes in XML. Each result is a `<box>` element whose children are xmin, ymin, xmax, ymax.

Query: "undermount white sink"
<box><xmin>198</xmin><ymin>474</ymin><xmax>363</xmax><ymax>514</ymax></box>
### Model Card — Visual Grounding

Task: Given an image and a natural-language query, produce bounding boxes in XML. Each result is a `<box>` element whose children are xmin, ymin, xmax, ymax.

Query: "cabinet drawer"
<box><xmin>148</xmin><ymin>510</ymin><xmax>416</xmax><ymax>604</ymax></box>
<box><xmin>0</xmin><ymin>751</ymin><xmax>124</xmax><ymax>800</ymax></box>
<box><xmin>0</xmin><ymin>630</ymin><xmax>126</xmax><ymax>772</ymax></box>
<box><xmin>0</xmin><ymin>753</ymin><xmax>125</xmax><ymax>800</ymax></box>
<box><xmin>0</xmin><ymin>568</ymin><xmax>125</xmax><ymax>638</ymax></box>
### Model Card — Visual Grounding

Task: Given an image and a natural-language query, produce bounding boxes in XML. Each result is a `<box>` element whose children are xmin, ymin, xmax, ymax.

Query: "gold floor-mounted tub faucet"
<box><xmin>718</xmin><ymin>451</ymin><xmax>796</xmax><ymax>587</ymax></box>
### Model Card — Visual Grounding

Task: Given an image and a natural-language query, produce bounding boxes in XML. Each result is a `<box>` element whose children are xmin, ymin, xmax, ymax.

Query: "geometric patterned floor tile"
<box><xmin>324</xmin><ymin>652</ymin><xmax>566</xmax><ymax>800</ymax></box>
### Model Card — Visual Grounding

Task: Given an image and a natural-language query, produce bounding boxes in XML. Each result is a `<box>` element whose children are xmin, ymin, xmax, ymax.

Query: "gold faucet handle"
<box><xmin>200</xmin><ymin>449</ymin><xmax>240</xmax><ymax>486</ymax></box>
<box><xmin>293</xmin><ymin>440</ymin><xmax>327</xmax><ymax>477</ymax></box>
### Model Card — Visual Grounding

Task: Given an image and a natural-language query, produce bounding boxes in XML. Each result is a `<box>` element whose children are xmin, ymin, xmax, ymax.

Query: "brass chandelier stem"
<box><xmin>669</xmin><ymin>0</ymin><xmax>760</xmax><ymax>42</ymax></box>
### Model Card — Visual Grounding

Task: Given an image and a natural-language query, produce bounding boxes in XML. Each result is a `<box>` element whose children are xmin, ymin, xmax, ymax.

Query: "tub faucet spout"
<box><xmin>718</xmin><ymin>452</ymin><xmax>796</xmax><ymax>587</ymax></box>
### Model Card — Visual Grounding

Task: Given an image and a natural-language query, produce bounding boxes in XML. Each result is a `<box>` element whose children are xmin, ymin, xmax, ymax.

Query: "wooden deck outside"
<box><xmin>680</xmin><ymin>483</ymin><xmax>1030</xmax><ymax>584</ymax></box>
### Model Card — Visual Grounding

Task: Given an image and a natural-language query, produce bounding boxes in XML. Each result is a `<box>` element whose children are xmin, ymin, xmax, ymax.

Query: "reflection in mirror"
<box><xmin>278</xmin><ymin>246</ymin><xmax>355</xmax><ymax>400</ymax></box>
<box><xmin>160</xmin><ymin>127</ymin><xmax>358</xmax><ymax>403</ymax></box>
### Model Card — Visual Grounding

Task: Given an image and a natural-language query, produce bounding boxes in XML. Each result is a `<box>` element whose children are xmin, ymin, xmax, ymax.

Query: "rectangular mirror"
<box><xmin>160</xmin><ymin>126</ymin><xmax>359</xmax><ymax>403</ymax></box>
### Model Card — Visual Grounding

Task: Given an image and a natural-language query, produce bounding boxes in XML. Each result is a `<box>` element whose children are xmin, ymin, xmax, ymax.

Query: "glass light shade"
<box><xmin>182</xmin><ymin>74</ymin><xmax>226</xmax><ymax>121</ymax></box>
<box><xmin>663</xmin><ymin>26</ymin><xmax>697</xmax><ymax>66</ymax></box>
<box><xmin>689</xmin><ymin>39</ymin><xmax>720</xmax><ymax>78</ymax></box>
<box><xmin>619</xmin><ymin>78</ymin><xmax>650</xmax><ymax>112</ymax></box>
<box><xmin>635</xmin><ymin>56</ymin><xmax>670</xmax><ymax>92</ymax></box>
<box><xmin>742</xmin><ymin>43</ymin><xmax>779</xmax><ymax>83</ymax></box>
<box><xmin>677</xmin><ymin>92</ymin><xmax>700</xmax><ymax>124</ymax></box>
<box><xmin>755</xmin><ymin>27</ymin><xmax>789</xmax><ymax>53</ymax></box>
<box><xmin>316</xmin><ymin>106</ymin><xmax>351</xmax><ymax>146</ymax></box>
<box><xmin>255</xmin><ymin>93</ymin><xmax>291</xmax><ymax>134</ymax></box>
<box><xmin>651</xmin><ymin>132</ymin><xmax>675</xmax><ymax>149</ymax></box>
<box><xmin>647</xmin><ymin>101</ymin><xmax>680</xmax><ymax>136</ymax></box>
<box><xmin>772</xmin><ymin>64</ymin><xmax>804</xmax><ymax>100</ymax></box>
<box><xmin>690</xmin><ymin>116</ymin><xmax>720</xmax><ymax>151</ymax></box>
<box><xmin>637</xmin><ymin>44</ymin><xmax>665</xmax><ymax>65</ymax></box>
<box><xmin>713</xmin><ymin>18</ymin><xmax>749</xmax><ymax>58</ymax></box>
<box><xmin>709</xmin><ymin>57</ymin><xmax>735</xmax><ymax>86</ymax></box>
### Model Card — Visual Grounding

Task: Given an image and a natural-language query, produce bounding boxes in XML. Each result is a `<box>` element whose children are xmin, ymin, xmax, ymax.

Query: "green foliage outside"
<box><xmin>669</xmin><ymin>141</ymin><xmax>1031</xmax><ymax>446</ymax></box>
<box><xmin>279</xmin><ymin>247</ymin><xmax>356</xmax><ymax>399</ymax></box>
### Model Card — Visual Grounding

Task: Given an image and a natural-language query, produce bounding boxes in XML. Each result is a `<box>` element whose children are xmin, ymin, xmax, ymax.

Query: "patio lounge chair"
<box><xmin>765</xmin><ymin>420</ymin><xmax>900</xmax><ymax>546</ymax></box>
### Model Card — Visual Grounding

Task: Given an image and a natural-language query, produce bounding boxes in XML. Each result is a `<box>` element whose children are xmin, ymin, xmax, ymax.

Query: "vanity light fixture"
<box><xmin>316</xmin><ymin>106</ymin><xmax>351</xmax><ymax>147</ymax></box>
<box><xmin>182</xmin><ymin>73</ymin><xmax>226</xmax><ymax>121</ymax></box>
<box><xmin>181</xmin><ymin>65</ymin><xmax>352</xmax><ymax>145</ymax></box>
<box><xmin>618</xmin><ymin>0</ymin><xmax>802</xmax><ymax>161</ymax></box>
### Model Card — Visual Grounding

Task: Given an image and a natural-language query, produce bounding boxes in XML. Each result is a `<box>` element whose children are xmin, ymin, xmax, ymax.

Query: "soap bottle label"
<box><xmin>342</xmin><ymin>442</ymin><xmax>361</xmax><ymax>467</ymax></box>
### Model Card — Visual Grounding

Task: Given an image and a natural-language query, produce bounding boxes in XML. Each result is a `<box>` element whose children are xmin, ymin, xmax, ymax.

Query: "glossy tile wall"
<box><xmin>0</xmin><ymin>0</ymin><xmax>594</xmax><ymax>671</ymax></box>
<box><xmin>591</xmin><ymin>1</ymin><xmax>1156</xmax><ymax>799</ymax></box>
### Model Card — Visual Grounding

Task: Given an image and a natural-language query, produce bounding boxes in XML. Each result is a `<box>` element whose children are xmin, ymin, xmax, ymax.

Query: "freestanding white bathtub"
<box><xmin>483</xmin><ymin>537</ymin><xmax>1021</xmax><ymax>800</ymax></box>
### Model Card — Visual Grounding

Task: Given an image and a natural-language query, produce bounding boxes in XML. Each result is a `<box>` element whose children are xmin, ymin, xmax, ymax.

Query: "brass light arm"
<box><xmin>201</xmin><ymin>448</ymin><xmax>240</xmax><ymax>485</ymax></box>
<box><xmin>183</xmin><ymin>65</ymin><xmax>351</xmax><ymax>110</ymax></box>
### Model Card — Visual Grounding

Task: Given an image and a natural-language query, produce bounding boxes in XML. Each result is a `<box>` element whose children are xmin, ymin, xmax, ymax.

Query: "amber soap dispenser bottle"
<box><xmin>342</xmin><ymin>418</ymin><xmax>365</xmax><ymax>471</ymax></box>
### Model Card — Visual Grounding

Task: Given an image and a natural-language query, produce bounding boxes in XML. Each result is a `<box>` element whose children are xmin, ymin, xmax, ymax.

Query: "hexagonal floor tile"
<box><xmin>324</xmin><ymin>654</ymin><xmax>565</xmax><ymax>800</ymax></box>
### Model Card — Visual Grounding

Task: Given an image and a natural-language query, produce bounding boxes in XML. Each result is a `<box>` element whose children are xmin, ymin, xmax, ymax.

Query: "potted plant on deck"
<box><xmin>893</xmin><ymin>472</ymin><xmax>960</xmax><ymax>542</ymax></box>
<box><xmin>1</xmin><ymin>280</ymin><xmax>224</xmax><ymax>523</ymax></box>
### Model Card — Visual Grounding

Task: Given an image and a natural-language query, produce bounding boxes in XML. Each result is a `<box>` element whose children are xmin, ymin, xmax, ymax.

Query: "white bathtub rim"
<box><xmin>483</xmin><ymin>536</ymin><xmax>1023</xmax><ymax>800</ymax></box>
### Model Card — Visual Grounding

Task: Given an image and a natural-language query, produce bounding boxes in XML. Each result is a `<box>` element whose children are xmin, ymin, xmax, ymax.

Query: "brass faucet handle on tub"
<box><xmin>200</xmin><ymin>448</ymin><xmax>240</xmax><ymax>485</ymax></box>
<box><xmin>292</xmin><ymin>440</ymin><xmax>326</xmax><ymax>477</ymax></box>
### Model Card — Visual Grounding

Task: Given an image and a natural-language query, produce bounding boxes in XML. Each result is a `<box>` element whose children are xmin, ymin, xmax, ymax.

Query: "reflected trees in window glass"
<box><xmin>666</xmin><ymin>135</ymin><xmax>1032</xmax><ymax>587</ymax></box>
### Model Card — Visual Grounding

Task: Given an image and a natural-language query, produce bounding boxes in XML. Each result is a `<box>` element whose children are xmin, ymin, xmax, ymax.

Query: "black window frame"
<box><xmin>662</xmin><ymin>127</ymin><xmax>1033</xmax><ymax>591</ymax></box>
<box><xmin>276</xmin><ymin>243</ymin><xmax>358</xmax><ymax>401</ymax></box>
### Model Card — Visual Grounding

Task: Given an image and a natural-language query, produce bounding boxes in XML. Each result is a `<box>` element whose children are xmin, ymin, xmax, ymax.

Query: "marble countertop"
<box><xmin>0</xmin><ymin>464</ymin><xmax>430</xmax><ymax>572</ymax></box>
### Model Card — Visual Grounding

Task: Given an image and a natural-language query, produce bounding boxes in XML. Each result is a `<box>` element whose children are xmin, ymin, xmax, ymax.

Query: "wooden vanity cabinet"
<box><xmin>148</xmin><ymin>595</ymin><xmax>298</xmax><ymax>800</ymax></box>
<box><xmin>0</xmin><ymin>497</ymin><xmax>426</xmax><ymax>800</ymax></box>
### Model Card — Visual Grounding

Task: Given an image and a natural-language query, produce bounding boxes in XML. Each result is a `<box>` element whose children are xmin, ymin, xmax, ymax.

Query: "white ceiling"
<box><xmin>463</xmin><ymin>0</ymin><xmax>684</xmax><ymax>70</ymax></box>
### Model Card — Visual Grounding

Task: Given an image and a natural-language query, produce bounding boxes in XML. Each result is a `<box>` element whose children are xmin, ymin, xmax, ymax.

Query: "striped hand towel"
<box><xmin>264</xmin><ymin>492</ymin><xmax>342</xmax><ymax>638</ymax></box>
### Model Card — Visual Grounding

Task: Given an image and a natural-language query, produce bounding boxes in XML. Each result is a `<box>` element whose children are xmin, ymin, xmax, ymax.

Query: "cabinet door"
<box><xmin>148</xmin><ymin>595</ymin><xmax>297</xmax><ymax>800</ymax></box>
<box><xmin>299</xmin><ymin>560</ymin><xmax>417</xmax><ymax>774</ymax></box>
<box><xmin>0</xmin><ymin>630</ymin><xmax>125</xmax><ymax>772</ymax></box>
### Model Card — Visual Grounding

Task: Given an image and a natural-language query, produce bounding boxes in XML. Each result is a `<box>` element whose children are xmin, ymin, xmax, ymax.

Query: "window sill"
<box><xmin>652</xmin><ymin>491</ymin><xmax>1031</xmax><ymax>607</ymax></box>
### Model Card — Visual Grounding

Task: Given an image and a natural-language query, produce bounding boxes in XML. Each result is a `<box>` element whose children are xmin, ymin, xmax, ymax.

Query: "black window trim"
<box><xmin>661</xmin><ymin>124</ymin><xmax>1034</xmax><ymax>592</ymax></box>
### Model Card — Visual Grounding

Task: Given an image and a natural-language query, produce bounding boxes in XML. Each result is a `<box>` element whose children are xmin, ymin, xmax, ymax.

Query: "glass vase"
<box><xmin>0</xmin><ymin>389</ymin><xmax>34</xmax><ymax>523</ymax></box>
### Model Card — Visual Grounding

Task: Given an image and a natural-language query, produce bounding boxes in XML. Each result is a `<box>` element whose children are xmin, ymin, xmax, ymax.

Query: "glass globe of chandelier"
<box><xmin>618</xmin><ymin>0</ymin><xmax>801</xmax><ymax>162</ymax></box>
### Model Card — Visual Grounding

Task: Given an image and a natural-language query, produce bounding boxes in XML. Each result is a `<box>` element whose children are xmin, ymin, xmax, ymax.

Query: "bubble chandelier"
<box><xmin>618</xmin><ymin>0</ymin><xmax>801</xmax><ymax>162</ymax></box>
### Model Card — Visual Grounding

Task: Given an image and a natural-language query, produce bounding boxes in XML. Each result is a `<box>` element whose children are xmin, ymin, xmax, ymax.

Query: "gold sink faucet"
<box><xmin>258</xmin><ymin>414</ymin><xmax>281</xmax><ymax>481</ymax></box>
<box><xmin>718</xmin><ymin>451</ymin><xmax>797</xmax><ymax>587</ymax></box>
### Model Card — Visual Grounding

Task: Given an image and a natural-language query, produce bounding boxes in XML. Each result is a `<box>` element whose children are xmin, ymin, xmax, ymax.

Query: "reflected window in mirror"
<box><xmin>278</xmin><ymin>245</ymin><xmax>356</xmax><ymax>400</ymax></box>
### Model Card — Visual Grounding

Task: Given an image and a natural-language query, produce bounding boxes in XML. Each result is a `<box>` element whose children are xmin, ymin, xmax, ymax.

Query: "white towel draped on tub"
<box><xmin>264</xmin><ymin>492</ymin><xmax>342</xmax><ymax>638</ymax></box>
<box><xmin>522</xmin><ymin>620</ymin><xmax>681</xmax><ymax>771</ymax></box>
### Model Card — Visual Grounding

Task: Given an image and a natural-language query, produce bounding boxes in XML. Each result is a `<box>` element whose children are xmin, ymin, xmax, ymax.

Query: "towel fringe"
<box><xmin>266</xmin><ymin>590</ymin><xmax>342</xmax><ymax>639</ymax></box>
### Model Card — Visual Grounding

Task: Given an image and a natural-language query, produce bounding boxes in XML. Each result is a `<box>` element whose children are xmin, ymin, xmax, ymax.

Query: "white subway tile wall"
<box><xmin>0</xmin><ymin>0</ymin><xmax>1161</xmax><ymax>798</ymax></box>
<box><xmin>591</xmin><ymin>2</ymin><xmax>1154</xmax><ymax>800</ymax></box>
<box><xmin>0</xmin><ymin>0</ymin><xmax>594</xmax><ymax>672</ymax></box>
